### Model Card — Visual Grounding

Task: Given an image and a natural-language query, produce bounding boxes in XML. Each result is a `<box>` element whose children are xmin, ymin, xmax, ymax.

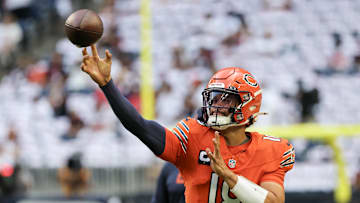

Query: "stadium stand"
<box><xmin>0</xmin><ymin>0</ymin><xmax>359</xmax><ymax>202</ymax></box>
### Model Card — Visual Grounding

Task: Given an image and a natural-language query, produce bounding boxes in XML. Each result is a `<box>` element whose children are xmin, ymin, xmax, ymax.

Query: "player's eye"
<box><xmin>223</xmin><ymin>97</ymin><xmax>232</xmax><ymax>103</ymax></box>
<box><xmin>210</xmin><ymin>97</ymin><xmax>220</xmax><ymax>105</ymax></box>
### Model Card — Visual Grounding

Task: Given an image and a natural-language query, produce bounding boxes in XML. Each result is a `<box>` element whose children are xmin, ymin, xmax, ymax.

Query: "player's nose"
<box><xmin>209</xmin><ymin>106</ymin><xmax>227</xmax><ymax>116</ymax></box>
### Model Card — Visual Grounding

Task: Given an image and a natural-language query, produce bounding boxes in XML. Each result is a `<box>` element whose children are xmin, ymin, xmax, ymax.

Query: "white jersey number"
<box><xmin>263</xmin><ymin>135</ymin><xmax>281</xmax><ymax>142</ymax></box>
<box><xmin>208</xmin><ymin>173</ymin><xmax>242</xmax><ymax>203</ymax></box>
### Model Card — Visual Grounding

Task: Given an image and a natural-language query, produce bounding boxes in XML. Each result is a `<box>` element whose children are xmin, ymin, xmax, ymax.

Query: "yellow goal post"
<box><xmin>140</xmin><ymin>0</ymin><xmax>155</xmax><ymax>120</ymax></box>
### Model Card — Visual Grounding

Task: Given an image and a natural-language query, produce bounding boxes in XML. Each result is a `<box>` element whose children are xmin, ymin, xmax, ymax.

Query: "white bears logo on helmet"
<box><xmin>243</xmin><ymin>74</ymin><xmax>258</xmax><ymax>87</ymax></box>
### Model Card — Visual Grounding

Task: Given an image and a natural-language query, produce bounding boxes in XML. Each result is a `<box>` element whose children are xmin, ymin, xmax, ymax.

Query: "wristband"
<box><xmin>230</xmin><ymin>176</ymin><xmax>268</xmax><ymax>203</ymax></box>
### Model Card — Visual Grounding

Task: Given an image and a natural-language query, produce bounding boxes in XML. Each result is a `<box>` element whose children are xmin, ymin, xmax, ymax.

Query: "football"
<box><xmin>64</xmin><ymin>9</ymin><xmax>103</xmax><ymax>47</ymax></box>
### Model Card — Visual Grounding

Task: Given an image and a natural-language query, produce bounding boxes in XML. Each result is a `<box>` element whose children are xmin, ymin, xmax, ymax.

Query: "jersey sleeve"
<box><xmin>260</xmin><ymin>140</ymin><xmax>295</xmax><ymax>187</ymax></box>
<box><xmin>158</xmin><ymin>118</ymin><xmax>191</xmax><ymax>165</ymax></box>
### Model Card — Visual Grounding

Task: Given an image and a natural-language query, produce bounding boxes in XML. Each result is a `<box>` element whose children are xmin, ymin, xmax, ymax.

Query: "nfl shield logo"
<box><xmin>228</xmin><ymin>159</ymin><xmax>236</xmax><ymax>169</ymax></box>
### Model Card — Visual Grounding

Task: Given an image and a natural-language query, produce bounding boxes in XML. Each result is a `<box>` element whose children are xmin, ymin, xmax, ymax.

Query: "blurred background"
<box><xmin>0</xmin><ymin>0</ymin><xmax>359</xmax><ymax>202</ymax></box>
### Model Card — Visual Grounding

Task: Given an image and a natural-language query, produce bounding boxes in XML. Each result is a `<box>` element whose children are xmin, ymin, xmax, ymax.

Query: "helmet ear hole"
<box><xmin>233</xmin><ymin>112</ymin><xmax>244</xmax><ymax>122</ymax></box>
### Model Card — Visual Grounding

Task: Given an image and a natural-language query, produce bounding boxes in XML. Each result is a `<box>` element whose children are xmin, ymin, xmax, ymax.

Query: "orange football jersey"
<box><xmin>159</xmin><ymin>117</ymin><xmax>295</xmax><ymax>203</ymax></box>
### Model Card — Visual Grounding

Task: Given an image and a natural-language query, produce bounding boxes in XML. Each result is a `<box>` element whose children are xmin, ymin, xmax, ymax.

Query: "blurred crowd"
<box><xmin>0</xmin><ymin>0</ymin><xmax>360</xmax><ymax>199</ymax></box>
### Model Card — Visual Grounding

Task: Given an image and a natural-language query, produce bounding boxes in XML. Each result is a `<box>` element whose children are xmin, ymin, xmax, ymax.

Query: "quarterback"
<box><xmin>81</xmin><ymin>45</ymin><xmax>295</xmax><ymax>203</ymax></box>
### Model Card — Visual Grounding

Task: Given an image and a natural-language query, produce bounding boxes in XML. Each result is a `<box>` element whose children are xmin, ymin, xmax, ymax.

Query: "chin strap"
<box><xmin>207</xmin><ymin>115</ymin><xmax>231</xmax><ymax>125</ymax></box>
<box><xmin>208</xmin><ymin>112</ymin><xmax>268</xmax><ymax>130</ymax></box>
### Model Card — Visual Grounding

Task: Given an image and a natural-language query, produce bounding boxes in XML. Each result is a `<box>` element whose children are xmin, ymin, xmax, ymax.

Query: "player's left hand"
<box><xmin>206</xmin><ymin>131</ymin><xmax>231</xmax><ymax>178</ymax></box>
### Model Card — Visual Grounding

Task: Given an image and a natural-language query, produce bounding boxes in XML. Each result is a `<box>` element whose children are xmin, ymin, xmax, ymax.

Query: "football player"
<box><xmin>81</xmin><ymin>45</ymin><xmax>295</xmax><ymax>203</ymax></box>
<box><xmin>151</xmin><ymin>162</ymin><xmax>185</xmax><ymax>203</ymax></box>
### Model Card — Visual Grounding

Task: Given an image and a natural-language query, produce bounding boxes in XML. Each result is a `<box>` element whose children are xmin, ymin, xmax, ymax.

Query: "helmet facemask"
<box><xmin>202</xmin><ymin>88</ymin><xmax>243</xmax><ymax>130</ymax></box>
